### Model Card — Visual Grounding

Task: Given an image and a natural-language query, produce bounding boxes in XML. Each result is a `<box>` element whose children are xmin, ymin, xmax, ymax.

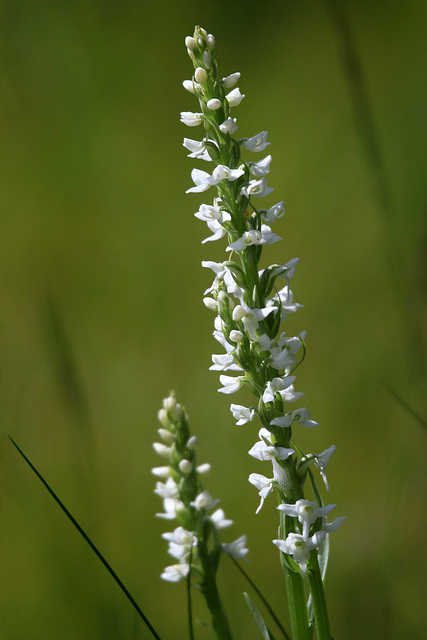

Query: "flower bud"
<box><xmin>203</xmin><ymin>297</ymin><xmax>218</xmax><ymax>311</ymax></box>
<box><xmin>197</xmin><ymin>463</ymin><xmax>211</xmax><ymax>474</ymax></box>
<box><xmin>153</xmin><ymin>442</ymin><xmax>171</xmax><ymax>458</ymax></box>
<box><xmin>229</xmin><ymin>329</ymin><xmax>244</xmax><ymax>343</ymax></box>
<box><xmin>182</xmin><ymin>80</ymin><xmax>200</xmax><ymax>94</ymax></box>
<box><xmin>214</xmin><ymin>316</ymin><xmax>224</xmax><ymax>331</ymax></box>
<box><xmin>187</xmin><ymin>436</ymin><xmax>199</xmax><ymax>450</ymax></box>
<box><xmin>174</xmin><ymin>403</ymin><xmax>183</xmax><ymax>420</ymax></box>
<box><xmin>179</xmin><ymin>459</ymin><xmax>193</xmax><ymax>474</ymax></box>
<box><xmin>232</xmin><ymin>305</ymin><xmax>245</xmax><ymax>322</ymax></box>
<box><xmin>151</xmin><ymin>466</ymin><xmax>171</xmax><ymax>478</ymax></box>
<box><xmin>207</xmin><ymin>98</ymin><xmax>221</xmax><ymax>111</ymax></box>
<box><xmin>158</xmin><ymin>428</ymin><xmax>174</xmax><ymax>444</ymax></box>
<box><xmin>163</xmin><ymin>394</ymin><xmax>176</xmax><ymax>412</ymax></box>
<box><xmin>222</xmin><ymin>72</ymin><xmax>241</xmax><ymax>88</ymax></box>
<box><xmin>206</xmin><ymin>34</ymin><xmax>215</xmax><ymax>50</ymax></box>
<box><xmin>158</xmin><ymin>408</ymin><xmax>169</xmax><ymax>427</ymax></box>
<box><xmin>195</xmin><ymin>67</ymin><xmax>207</xmax><ymax>83</ymax></box>
<box><xmin>185</xmin><ymin>36</ymin><xmax>197</xmax><ymax>50</ymax></box>
<box><xmin>203</xmin><ymin>50</ymin><xmax>213</xmax><ymax>69</ymax></box>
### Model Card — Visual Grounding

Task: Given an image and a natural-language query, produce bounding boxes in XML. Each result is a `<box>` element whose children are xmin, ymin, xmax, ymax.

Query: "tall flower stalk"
<box><xmin>155</xmin><ymin>25</ymin><xmax>345</xmax><ymax>640</ymax></box>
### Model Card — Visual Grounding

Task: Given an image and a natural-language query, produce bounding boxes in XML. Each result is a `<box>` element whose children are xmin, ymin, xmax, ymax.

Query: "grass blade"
<box><xmin>227</xmin><ymin>555</ymin><xmax>290</xmax><ymax>640</ymax></box>
<box><xmin>326</xmin><ymin>0</ymin><xmax>426</xmax><ymax>380</ymax></box>
<box><xmin>9</xmin><ymin>436</ymin><xmax>162</xmax><ymax>640</ymax></box>
<box><xmin>243</xmin><ymin>592</ymin><xmax>277</xmax><ymax>640</ymax></box>
<box><xmin>385</xmin><ymin>383</ymin><xmax>427</xmax><ymax>430</ymax></box>
<box><xmin>41</xmin><ymin>289</ymin><xmax>93</xmax><ymax>440</ymax></box>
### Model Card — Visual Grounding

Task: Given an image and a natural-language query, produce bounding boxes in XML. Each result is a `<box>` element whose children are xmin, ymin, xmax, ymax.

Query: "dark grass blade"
<box><xmin>325</xmin><ymin>0</ymin><xmax>391</xmax><ymax>222</ymax></box>
<box><xmin>326</xmin><ymin>0</ymin><xmax>426</xmax><ymax>379</ymax></box>
<box><xmin>243</xmin><ymin>592</ymin><xmax>277</xmax><ymax>640</ymax></box>
<box><xmin>9</xmin><ymin>436</ymin><xmax>162</xmax><ymax>640</ymax></box>
<box><xmin>41</xmin><ymin>289</ymin><xmax>93</xmax><ymax>439</ymax></box>
<box><xmin>385</xmin><ymin>383</ymin><xmax>427</xmax><ymax>430</ymax></box>
<box><xmin>227</xmin><ymin>555</ymin><xmax>290</xmax><ymax>640</ymax></box>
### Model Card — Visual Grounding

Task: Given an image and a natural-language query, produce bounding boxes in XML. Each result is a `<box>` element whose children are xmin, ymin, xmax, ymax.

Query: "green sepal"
<box><xmin>245</xmin><ymin>243</ymin><xmax>263</xmax><ymax>269</ymax></box>
<box><xmin>224</xmin><ymin>261</ymin><xmax>247</xmax><ymax>288</ymax></box>
<box><xmin>237</xmin><ymin>194</ymin><xmax>250</xmax><ymax>217</ymax></box>
<box><xmin>279</xmin><ymin>549</ymin><xmax>301</xmax><ymax>575</ymax></box>
<box><xmin>235</xmin><ymin>341</ymin><xmax>253</xmax><ymax>373</ymax></box>
<box><xmin>296</xmin><ymin>454</ymin><xmax>315</xmax><ymax>487</ymax></box>
<box><xmin>229</xmin><ymin>137</ymin><xmax>242</xmax><ymax>168</ymax></box>
<box><xmin>178</xmin><ymin>468</ymin><xmax>199</xmax><ymax>505</ymax></box>
<box><xmin>203</xmin><ymin>139</ymin><xmax>222</xmax><ymax>162</ymax></box>
<box><xmin>266</xmin><ymin>304</ymin><xmax>282</xmax><ymax>339</ymax></box>
<box><xmin>257</xmin><ymin>397</ymin><xmax>275</xmax><ymax>431</ymax></box>
<box><xmin>259</xmin><ymin>264</ymin><xmax>289</xmax><ymax>299</ymax></box>
<box><xmin>217</xmin><ymin>293</ymin><xmax>234</xmax><ymax>326</ymax></box>
<box><xmin>243</xmin><ymin>592</ymin><xmax>277</xmax><ymax>640</ymax></box>
<box><xmin>257</xmin><ymin>392</ymin><xmax>289</xmax><ymax>431</ymax></box>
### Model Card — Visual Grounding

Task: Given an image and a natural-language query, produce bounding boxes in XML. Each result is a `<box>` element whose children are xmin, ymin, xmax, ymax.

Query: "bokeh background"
<box><xmin>1</xmin><ymin>0</ymin><xmax>427</xmax><ymax>638</ymax></box>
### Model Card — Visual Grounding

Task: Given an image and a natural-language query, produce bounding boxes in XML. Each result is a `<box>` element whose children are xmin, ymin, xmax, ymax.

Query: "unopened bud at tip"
<box><xmin>185</xmin><ymin>36</ymin><xmax>197</xmax><ymax>50</ymax></box>
<box><xmin>163</xmin><ymin>394</ymin><xmax>176</xmax><ymax>413</ymax></box>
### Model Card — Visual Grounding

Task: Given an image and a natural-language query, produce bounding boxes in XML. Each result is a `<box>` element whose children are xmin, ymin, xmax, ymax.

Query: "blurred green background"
<box><xmin>1</xmin><ymin>0</ymin><xmax>427</xmax><ymax>638</ymax></box>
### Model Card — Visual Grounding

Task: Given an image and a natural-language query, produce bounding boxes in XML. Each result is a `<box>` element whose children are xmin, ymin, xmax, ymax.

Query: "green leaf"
<box><xmin>243</xmin><ymin>592</ymin><xmax>277</xmax><ymax>640</ymax></box>
<box><xmin>9</xmin><ymin>436</ymin><xmax>163</xmax><ymax>640</ymax></box>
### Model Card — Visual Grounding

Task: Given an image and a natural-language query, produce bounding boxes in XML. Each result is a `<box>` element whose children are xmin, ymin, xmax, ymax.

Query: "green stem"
<box><xmin>198</xmin><ymin>542</ymin><xmax>233</xmax><ymax>640</ymax></box>
<box><xmin>201</xmin><ymin>573</ymin><xmax>233</xmax><ymax>640</ymax></box>
<box><xmin>281</xmin><ymin>559</ymin><xmax>310</xmax><ymax>640</ymax></box>
<box><xmin>306</xmin><ymin>552</ymin><xmax>331</xmax><ymax>640</ymax></box>
<box><xmin>279</xmin><ymin>510</ymin><xmax>310</xmax><ymax>640</ymax></box>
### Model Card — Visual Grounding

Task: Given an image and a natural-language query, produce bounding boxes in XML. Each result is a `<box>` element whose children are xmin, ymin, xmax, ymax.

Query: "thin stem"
<box><xmin>306</xmin><ymin>552</ymin><xmax>331</xmax><ymax>640</ymax></box>
<box><xmin>198</xmin><ymin>541</ymin><xmax>233</xmax><ymax>640</ymax></box>
<box><xmin>187</xmin><ymin>545</ymin><xmax>195</xmax><ymax>640</ymax></box>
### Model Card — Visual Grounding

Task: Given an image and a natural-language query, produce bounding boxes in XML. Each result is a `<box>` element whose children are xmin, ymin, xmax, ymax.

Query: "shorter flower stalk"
<box><xmin>153</xmin><ymin>392</ymin><xmax>247</xmax><ymax>640</ymax></box>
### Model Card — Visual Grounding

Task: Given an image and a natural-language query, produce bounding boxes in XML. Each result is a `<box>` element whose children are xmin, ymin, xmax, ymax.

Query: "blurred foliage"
<box><xmin>1</xmin><ymin>0</ymin><xmax>427</xmax><ymax>638</ymax></box>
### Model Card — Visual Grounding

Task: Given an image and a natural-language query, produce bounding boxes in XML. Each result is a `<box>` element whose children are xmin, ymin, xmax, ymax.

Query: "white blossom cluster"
<box><xmin>181</xmin><ymin>26</ymin><xmax>344</xmax><ymax>577</ymax></box>
<box><xmin>152</xmin><ymin>393</ymin><xmax>248</xmax><ymax>583</ymax></box>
